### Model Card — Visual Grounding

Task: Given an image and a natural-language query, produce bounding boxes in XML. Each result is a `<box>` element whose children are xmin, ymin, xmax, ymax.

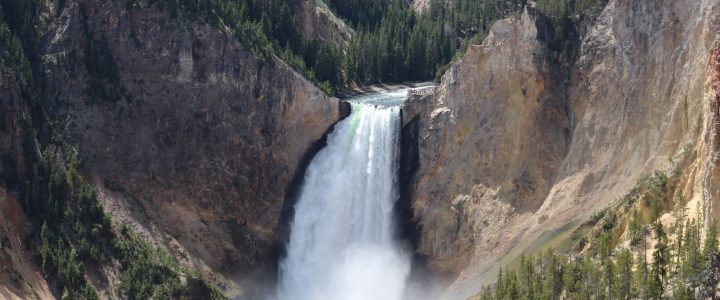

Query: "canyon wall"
<box><xmin>403</xmin><ymin>7</ymin><xmax>568</xmax><ymax>275</ymax></box>
<box><xmin>3</xmin><ymin>0</ymin><xmax>719</xmax><ymax>298</ymax></box>
<box><xmin>36</xmin><ymin>0</ymin><xmax>345</xmax><ymax>294</ymax></box>
<box><xmin>0</xmin><ymin>66</ymin><xmax>53</xmax><ymax>300</ymax></box>
<box><xmin>403</xmin><ymin>0</ymin><xmax>720</xmax><ymax>298</ymax></box>
<box><xmin>290</xmin><ymin>0</ymin><xmax>354</xmax><ymax>46</ymax></box>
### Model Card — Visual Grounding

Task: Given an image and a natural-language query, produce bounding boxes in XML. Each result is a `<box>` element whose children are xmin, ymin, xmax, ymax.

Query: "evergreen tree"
<box><xmin>496</xmin><ymin>267</ymin><xmax>505</xmax><ymax>299</ymax></box>
<box><xmin>615</xmin><ymin>249</ymin><xmax>633</xmax><ymax>300</ymax></box>
<box><xmin>546</xmin><ymin>250</ymin><xmax>563</xmax><ymax>300</ymax></box>
<box><xmin>671</xmin><ymin>198</ymin><xmax>687</xmax><ymax>275</ymax></box>
<box><xmin>518</xmin><ymin>254</ymin><xmax>536</xmax><ymax>299</ymax></box>
<box><xmin>703</xmin><ymin>221</ymin><xmax>718</xmax><ymax>257</ymax></box>
<box><xmin>698</xmin><ymin>250</ymin><xmax>720</xmax><ymax>300</ymax></box>
<box><xmin>603</xmin><ymin>257</ymin><xmax>615</xmax><ymax>300</ymax></box>
<box><xmin>683</xmin><ymin>219</ymin><xmax>704</xmax><ymax>291</ymax></box>
<box><xmin>650</xmin><ymin>223</ymin><xmax>669</xmax><ymax>298</ymax></box>
<box><xmin>506</xmin><ymin>269</ymin><xmax>519</xmax><ymax>299</ymax></box>
<box><xmin>477</xmin><ymin>172</ymin><xmax>716</xmax><ymax>300</ymax></box>
<box><xmin>634</xmin><ymin>254</ymin><xmax>649</xmax><ymax>300</ymax></box>
<box><xmin>629</xmin><ymin>208</ymin><xmax>644</xmax><ymax>245</ymax></box>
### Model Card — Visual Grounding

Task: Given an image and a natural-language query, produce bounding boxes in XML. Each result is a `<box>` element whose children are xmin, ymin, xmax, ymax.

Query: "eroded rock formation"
<box><xmin>0</xmin><ymin>67</ymin><xmax>53</xmax><ymax>300</ymax></box>
<box><xmin>402</xmin><ymin>1</ymin><xmax>720</xmax><ymax>298</ymax></box>
<box><xmin>37</xmin><ymin>0</ymin><xmax>346</xmax><ymax>294</ymax></box>
<box><xmin>404</xmin><ymin>6</ymin><xmax>568</xmax><ymax>275</ymax></box>
<box><xmin>290</xmin><ymin>0</ymin><xmax>354</xmax><ymax>46</ymax></box>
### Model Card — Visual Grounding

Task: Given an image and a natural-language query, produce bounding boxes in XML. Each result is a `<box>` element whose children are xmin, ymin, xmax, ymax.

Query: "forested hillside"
<box><xmin>121</xmin><ymin>0</ymin><xmax>610</xmax><ymax>93</ymax></box>
<box><xmin>476</xmin><ymin>171</ymin><xmax>720</xmax><ymax>300</ymax></box>
<box><xmin>0</xmin><ymin>0</ymin><xmax>608</xmax><ymax>95</ymax></box>
<box><xmin>326</xmin><ymin>0</ymin><xmax>608</xmax><ymax>85</ymax></box>
<box><xmin>0</xmin><ymin>0</ymin><xmax>228</xmax><ymax>298</ymax></box>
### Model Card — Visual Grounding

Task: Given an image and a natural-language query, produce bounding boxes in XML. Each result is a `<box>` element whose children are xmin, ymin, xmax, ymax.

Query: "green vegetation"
<box><xmin>332</xmin><ymin>0</ymin><xmax>608</xmax><ymax>84</ymax></box>
<box><xmin>29</xmin><ymin>152</ymin><xmax>223</xmax><ymax>299</ymax></box>
<box><xmin>0</xmin><ymin>2</ymin><xmax>224</xmax><ymax>298</ymax></box>
<box><xmin>33</xmin><ymin>153</ymin><xmax>108</xmax><ymax>299</ymax></box>
<box><xmin>80</xmin><ymin>3</ymin><xmax>124</xmax><ymax>104</ymax></box>
<box><xmin>122</xmin><ymin>0</ymin><xmax>610</xmax><ymax>93</ymax></box>
<box><xmin>480</xmin><ymin>219</ymin><xmax>719</xmax><ymax>300</ymax></box>
<box><xmin>0</xmin><ymin>0</ymin><xmax>40</xmax><ymax>93</ymax></box>
<box><xmin>535</xmin><ymin>0</ymin><xmax>609</xmax><ymax>53</ymax></box>
<box><xmin>115</xmin><ymin>224</ymin><xmax>208</xmax><ymax>299</ymax></box>
<box><xmin>1</xmin><ymin>0</ymin><xmax>610</xmax><ymax>96</ymax></box>
<box><xmin>0</xmin><ymin>18</ymin><xmax>33</xmax><ymax>89</ymax></box>
<box><xmin>478</xmin><ymin>167</ymin><xmax>720</xmax><ymax>300</ymax></box>
<box><xmin>0</xmin><ymin>0</ymin><xmax>614</xmax><ymax>296</ymax></box>
<box><xmin>339</xmin><ymin>0</ymin><xmax>526</xmax><ymax>84</ymax></box>
<box><xmin>124</xmin><ymin>0</ymin><xmax>345</xmax><ymax>95</ymax></box>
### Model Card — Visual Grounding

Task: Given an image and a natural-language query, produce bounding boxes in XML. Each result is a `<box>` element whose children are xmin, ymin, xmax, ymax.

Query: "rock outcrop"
<box><xmin>403</xmin><ymin>6</ymin><xmax>568</xmax><ymax>276</ymax></box>
<box><xmin>0</xmin><ymin>67</ymin><xmax>53</xmax><ymax>300</ymax></box>
<box><xmin>35</xmin><ymin>0</ymin><xmax>345</xmax><ymax>294</ymax></box>
<box><xmin>403</xmin><ymin>0</ymin><xmax>720</xmax><ymax>298</ymax></box>
<box><xmin>0</xmin><ymin>68</ymin><xmax>27</xmax><ymax>195</ymax></box>
<box><xmin>290</xmin><ymin>0</ymin><xmax>354</xmax><ymax>46</ymax></box>
<box><xmin>0</xmin><ymin>187</ymin><xmax>54</xmax><ymax>300</ymax></box>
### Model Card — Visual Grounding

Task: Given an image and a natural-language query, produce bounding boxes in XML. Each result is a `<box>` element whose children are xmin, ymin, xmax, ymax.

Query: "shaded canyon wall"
<box><xmin>37</xmin><ymin>0</ymin><xmax>347</xmax><ymax>293</ymax></box>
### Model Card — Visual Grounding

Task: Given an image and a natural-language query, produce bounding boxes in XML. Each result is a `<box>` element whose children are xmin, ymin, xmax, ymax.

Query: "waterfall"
<box><xmin>278</xmin><ymin>92</ymin><xmax>410</xmax><ymax>300</ymax></box>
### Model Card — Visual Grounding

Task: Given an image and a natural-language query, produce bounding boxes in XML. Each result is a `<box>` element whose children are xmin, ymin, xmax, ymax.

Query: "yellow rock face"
<box><xmin>402</xmin><ymin>1</ymin><xmax>720</xmax><ymax>298</ymax></box>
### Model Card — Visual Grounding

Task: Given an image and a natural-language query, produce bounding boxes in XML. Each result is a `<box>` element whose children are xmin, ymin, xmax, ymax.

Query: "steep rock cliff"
<box><xmin>403</xmin><ymin>0</ymin><xmax>720</xmax><ymax>298</ymax></box>
<box><xmin>0</xmin><ymin>187</ymin><xmax>54</xmax><ymax>300</ymax></box>
<box><xmin>403</xmin><ymin>6</ymin><xmax>568</xmax><ymax>275</ymax></box>
<box><xmin>290</xmin><ymin>0</ymin><xmax>353</xmax><ymax>46</ymax></box>
<box><xmin>37</xmin><ymin>0</ymin><xmax>344</xmax><ymax>294</ymax></box>
<box><xmin>0</xmin><ymin>68</ymin><xmax>53</xmax><ymax>300</ymax></box>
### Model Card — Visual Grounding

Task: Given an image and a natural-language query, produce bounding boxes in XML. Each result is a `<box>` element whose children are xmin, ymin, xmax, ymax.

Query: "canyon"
<box><xmin>0</xmin><ymin>0</ymin><xmax>719</xmax><ymax>299</ymax></box>
<box><xmin>403</xmin><ymin>0</ymin><xmax>720</xmax><ymax>298</ymax></box>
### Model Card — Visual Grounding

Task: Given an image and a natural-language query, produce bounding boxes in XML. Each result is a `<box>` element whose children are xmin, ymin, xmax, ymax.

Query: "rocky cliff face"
<box><xmin>403</xmin><ymin>0</ymin><xmax>720</xmax><ymax>298</ymax></box>
<box><xmin>0</xmin><ymin>67</ymin><xmax>53</xmax><ymax>300</ymax></box>
<box><xmin>0</xmin><ymin>68</ymin><xmax>28</xmax><ymax>195</ymax></box>
<box><xmin>291</xmin><ymin>0</ymin><xmax>353</xmax><ymax>46</ymax></box>
<box><xmin>35</xmin><ymin>0</ymin><xmax>345</xmax><ymax>295</ymax></box>
<box><xmin>403</xmin><ymin>7</ymin><xmax>568</xmax><ymax>275</ymax></box>
<box><xmin>0</xmin><ymin>187</ymin><xmax>53</xmax><ymax>300</ymax></box>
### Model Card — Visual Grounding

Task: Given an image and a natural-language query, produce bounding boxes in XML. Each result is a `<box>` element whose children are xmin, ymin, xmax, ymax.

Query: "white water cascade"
<box><xmin>278</xmin><ymin>91</ymin><xmax>410</xmax><ymax>300</ymax></box>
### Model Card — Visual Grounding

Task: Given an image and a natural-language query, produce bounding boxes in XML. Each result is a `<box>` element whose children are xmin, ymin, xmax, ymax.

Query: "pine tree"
<box><xmin>683</xmin><ymin>218</ymin><xmax>703</xmax><ymax>290</ymax></box>
<box><xmin>496</xmin><ymin>267</ymin><xmax>505</xmax><ymax>300</ymax></box>
<box><xmin>672</xmin><ymin>198</ymin><xmax>687</xmax><ymax>275</ymax></box>
<box><xmin>40</xmin><ymin>221</ymin><xmax>52</xmax><ymax>271</ymax></box>
<box><xmin>634</xmin><ymin>254</ymin><xmax>649</xmax><ymax>300</ymax></box>
<box><xmin>518</xmin><ymin>254</ymin><xmax>535</xmax><ymax>299</ymax></box>
<box><xmin>563</xmin><ymin>256</ymin><xmax>585</xmax><ymax>299</ymax></box>
<box><xmin>703</xmin><ymin>221</ymin><xmax>718</xmax><ymax>257</ymax></box>
<box><xmin>603</xmin><ymin>257</ymin><xmax>615</xmax><ymax>300</ymax></box>
<box><xmin>629</xmin><ymin>209</ymin><xmax>644</xmax><ymax>245</ymax></box>
<box><xmin>698</xmin><ymin>250</ymin><xmax>720</xmax><ymax>300</ymax></box>
<box><xmin>650</xmin><ymin>222</ymin><xmax>669</xmax><ymax>298</ymax></box>
<box><xmin>615</xmin><ymin>249</ymin><xmax>633</xmax><ymax>300</ymax></box>
<box><xmin>582</xmin><ymin>255</ymin><xmax>594</xmax><ymax>300</ymax></box>
<box><xmin>506</xmin><ymin>270</ymin><xmax>519</xmax><ymax>299</ymax></box>
<box><xmin>545</xmin><ymin>250</ymin><xmax>562</xmax><ymax>300</ymax></box>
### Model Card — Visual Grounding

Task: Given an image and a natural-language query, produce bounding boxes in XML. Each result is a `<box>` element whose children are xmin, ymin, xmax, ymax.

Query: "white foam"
<box><xmin>278</xmin><ymin>99</ymin><xmax>409</xmax><ymax>300</ymax></box>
